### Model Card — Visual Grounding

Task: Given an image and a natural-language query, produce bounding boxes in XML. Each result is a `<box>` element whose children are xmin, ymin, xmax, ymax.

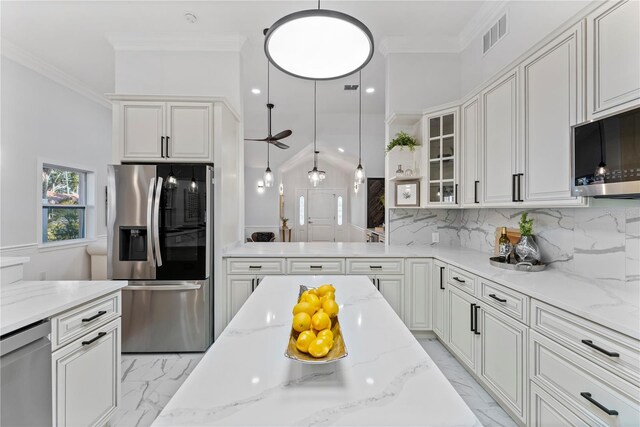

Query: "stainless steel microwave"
<box><xmin>572</xmin><ymin>107</ymin><xmax>640</xmax><ymax>198</ymax></box>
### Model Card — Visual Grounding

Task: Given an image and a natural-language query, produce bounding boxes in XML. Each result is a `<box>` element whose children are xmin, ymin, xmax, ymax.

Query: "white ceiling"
<box><xmin>1</xmin><ymin>1</ymin><xmax>490</xmax><ymax>168</ymax></box>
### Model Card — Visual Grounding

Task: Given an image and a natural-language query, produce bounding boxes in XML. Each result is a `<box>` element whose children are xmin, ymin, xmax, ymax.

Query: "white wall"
<box><xmin>1</xmin><ymin>57</ymin><xmax>112</xmax><ymax>280</ymax></box>
<box><xmin>244</xmin><ymin>166</ymin><xmax>281</xmax><ymax>240</ymax></box>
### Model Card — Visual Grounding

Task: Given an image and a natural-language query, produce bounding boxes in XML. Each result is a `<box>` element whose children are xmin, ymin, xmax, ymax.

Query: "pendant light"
<box><xmin>165</xmin><ymin>165</ymin><xmax>177</xmax><ymax>189</ymax></box>
<box><xmin>263</xmin><ymin>62</ymin><xmax>275</xmax><ymax>187</ymax></box>
<box><xmin>189</xmin><ymin>167</ymin><xmax>198</xmax><ymax>194</ymax></box>
<box><xmin>308</xmin><ymin>80</ymin><xmax>326</xmax><ymax>187</ymax></box>
<box><xmin>594</xmin><ymin>121</ymin><xmax>607</xmax><ymax>181</ymax></box>
<box><xmin>354</xmin><ymin>70</ymin><xmax>365</xmax><ymax>185</ymax></box>
<box><xmin>264</xmin><ymin>0</ymin><xmax>374</xmax><ymax>81</ymax></box>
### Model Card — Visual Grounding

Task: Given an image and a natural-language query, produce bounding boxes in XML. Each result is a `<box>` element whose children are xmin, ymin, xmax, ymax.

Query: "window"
<box><xmin>299</xmin><ymin>195</ymin><xmax>305</xmax><ymax>226</ymax></box>
<box><xmin>41</xmin><ymin>165</ymin><xmax>88</xmax><ymax>243</ymax></box>
<box><xmin>337</xmin><ymin>196</ymin><xmax>343</xmax><ymax>226</ymax></box>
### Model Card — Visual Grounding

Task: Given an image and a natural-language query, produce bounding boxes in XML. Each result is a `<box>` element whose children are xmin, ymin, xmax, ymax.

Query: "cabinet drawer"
<box><xmin>531</xmin><ymin>299</ymin><xmax>640</xmax><ymax>387</ymax></box>
<box><xmin>530</xmin><ymin>330</ymin><xmax>640</xmax><ymax>426</ymax></box>
<box><xmin>226</xmin><ymin>258</ymin><xmax>285</xmax><ymax>275</ymax></box>
<box><xmin>479</xmin><ymin>279</ymin><xmax>529</xmax><ymax>324</ymax></box>
<box><xmin>51</xmin><ymin>292</ymin><xmax>121</xmax><ymax>351</ymax></box>
<box><xmin>447</xmin><ymin>265</ymin><xmax>477</xmax><ymax>295</ymax></box>
<box><xmin>346</xmin><ymin>258</ymin><xmax>404</xmax><ymax>275</ymax></box>
<box><xmin>530</xmin><ymin>381</ymin><xmax>600</xmax><ymax>426</ymax></box>
<box><xmin>287</xmin><ymin>258</ymin><xmax>345</xmax><ymax>275</ymax></box>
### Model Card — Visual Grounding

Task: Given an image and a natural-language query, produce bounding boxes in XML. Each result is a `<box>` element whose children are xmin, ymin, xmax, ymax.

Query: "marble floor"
<box><xmin>113</xmin><ymin>339</ymin><xmax>516</xmax><ymax>427</ymax></box>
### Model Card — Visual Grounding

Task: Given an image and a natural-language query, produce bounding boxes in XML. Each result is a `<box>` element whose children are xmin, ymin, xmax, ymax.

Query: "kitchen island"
<box><xmin>153</xmin><ymin>275</ymin><xmax>481</xmax><ymax>426</ymax></box>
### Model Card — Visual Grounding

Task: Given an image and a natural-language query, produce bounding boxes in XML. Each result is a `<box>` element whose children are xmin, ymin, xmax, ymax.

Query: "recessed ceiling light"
<box><xmin>338</xmin><ymin>147</ymin><xmax>345</xmax><ymax>153</ymax></box>
<box><xmin>251</xmin><ymin>88</ymin><xmax>261</xmax><ymax>95</ymax></box>
<box><xmin>184</xmin><ymin>12</ymin><xmax>198</xmax><ymax>24</ymax></box>
<box><xmin>366</xmin><ymin>87</ymin><xmax>375</xmax><ymax>94</ymax></box>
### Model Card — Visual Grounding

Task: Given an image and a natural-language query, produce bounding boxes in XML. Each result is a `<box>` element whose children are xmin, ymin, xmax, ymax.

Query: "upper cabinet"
<box><xmin>461</xmin><ymin>96</ymin><xmax>481</xmax><ymax>207</ymax></box>
<box><xmin>114</xmin><ymin>98</ymin><xmax>214</xmax><ymax>163</ymax></box>
<box><xmin>587</xmin><ymin>0</ymin><xmax>640</xmax><ymax>119</ymax></box>
<box><xmin>481</xmin><ymin>69</ymin><xmax>520</xmax><ymax>205</ymax></box>
<box><xmin>519</xmin><ymin>23</ymin><xmax>587</xmax><ymax>206</ymax></box>
<box><xmin>425</xmin><ymin>108</ymin><xmax>459</xmax><ymax>206</ymax></box>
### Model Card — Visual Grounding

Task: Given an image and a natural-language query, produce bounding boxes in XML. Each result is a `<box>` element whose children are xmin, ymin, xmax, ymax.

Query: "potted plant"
<box><xmin>515</xmin><ymin>212</ymin><xmax>541</xmax><ymax>263</ymax></box>
<box><xmin>386</xmin><ymin>131</ymin><xmax>418</xmax><ymax>152</ymax></box>
<box><xmin>281</xmin><ymin>217</ymin><xmax>289</xmax><ymax>229</ymax></box>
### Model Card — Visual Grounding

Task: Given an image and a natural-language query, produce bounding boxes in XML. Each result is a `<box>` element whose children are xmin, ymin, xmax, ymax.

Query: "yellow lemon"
<box><xmin>323</xmin><ymin>291</ymin><xmax>335</xmax><ymax>301</ymax></box>
<box><xmin>311</xmin><ymin>311</ymin><xmax>331</xmax><ymax>331</ymax></box>
<box><xmin>317</xmin><ymin>284</ymin><xmax>336</xmax><ymax>297</ymax></box>
<box><xmin>303</xmin><ymin>293</ymin><xmax>321</xmax><ymax>310</ymax></box>
<box><xmin>296</xmin><ymin>330</ymin><xmax>316</xmax><ymax>353</ymax></box>
<box><xmin>308</xmin><ymin>337</ymin><xmax>332</xmax><ymax>358</ymax></box>
<box><xmin>293</xmin><ymin>302</ymin><xmax>316</xmax><ymax>317</ymax></box>
<box><xmin>322</xmin><ymin>299</ymin><xmax>339</xmax><ymax>317</ymax></box>
<box><xmin>292</xmin><ymin>312</ymin><xmax>311</xmax><ymax>332</ymax></box>
<box><xmin>317</xmin><ymin>329</ymin><xmax>333</xmax><ymax>342</ymax></box>
<box><xmin>307</xmin><ymin>288</ymin><xmax>319</xmax><ymax>296</ymax></box>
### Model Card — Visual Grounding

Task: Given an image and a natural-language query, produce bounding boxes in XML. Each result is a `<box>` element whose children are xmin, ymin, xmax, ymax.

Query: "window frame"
<box><xmin>38</xmin><ymin>159</ymin><xmax>96</xmax><ymax>248</ymax></box>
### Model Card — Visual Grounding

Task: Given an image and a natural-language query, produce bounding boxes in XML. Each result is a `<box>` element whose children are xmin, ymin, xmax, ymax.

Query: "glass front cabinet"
<box><xmin>425</xmin><ymin>108</ymin><xmax>459</xmax><ymax>205</ymax></box>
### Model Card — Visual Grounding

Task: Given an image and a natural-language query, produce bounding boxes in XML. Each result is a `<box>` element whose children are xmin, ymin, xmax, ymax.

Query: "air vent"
<box><xmin>483</xmin><ymin>14</ymin><xmax>507</xmax><ymax>54</ymax></box>
<box><xmin>344</xmin><ymin>84</ymin><xmax>359</xmax><ymax>91</ymax></box>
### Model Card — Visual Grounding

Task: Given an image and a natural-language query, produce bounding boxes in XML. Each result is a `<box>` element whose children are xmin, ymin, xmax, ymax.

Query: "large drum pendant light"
<box><xmin>264</xmin><ymin>2</ymin><xmax>374</xmax><ymax>80</ymax></box>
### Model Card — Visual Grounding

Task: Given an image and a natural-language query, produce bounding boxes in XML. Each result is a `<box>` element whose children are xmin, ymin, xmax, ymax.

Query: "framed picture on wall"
<box><xmin>395</xmin><ymin>180</ymin><xmax>420</xmax><ymax>207</ymax></box>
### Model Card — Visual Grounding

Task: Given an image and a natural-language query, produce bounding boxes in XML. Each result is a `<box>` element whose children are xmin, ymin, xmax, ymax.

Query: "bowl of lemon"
<box><xmin>285</xmin><ymin>284</ymin><xmax>347</xmax><ymax>364</ymax></box>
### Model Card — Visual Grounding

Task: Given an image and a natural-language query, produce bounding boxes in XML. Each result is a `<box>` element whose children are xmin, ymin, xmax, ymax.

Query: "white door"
<box><xmin>447</xmin><ymin>286</ymin><xmax>478</xmax><ymax>372</ymax></box>
<box><xmin>52</xmin><ymin>319</ymin><xmax>120</xmax><ymax>427</ymax></box>
<box><xmin>405</xmin><ymin>259</ymin><xmax>432</xmax><ymax>330</ymax></box>
<box><xmin>166</xmin><ymin>102</ymin><xmax>213</xmax><ymax>161</ymax></box>
<box><xmin>121</xmin><ymin>102</ymin><xmax>165</xmax><ymax>161</ymax></box>
<box><xmin>227</xmin><ymin>275</ymin><xmax>254</xmax><ymax>321</ymax></box>
<box><xmin>307</xmin><ymin>189</ymin><xmax>336</xmax><ymax>242</ymax></box>
<box><xmin>376</xmin><ymin>275</ymin><xmax>404</xmax><ymax>319</ymax></box>
<box><xmin>477</xmin><ymin>305</ymin><xmax>528</xmax><ymax>423</ymax></box>
<box><xmin>482</xmin><ymin>69</ymin><xmax>519</xmax><ymax>205</ymax></box>
<box><xmin>432</xmin><ymin>261</ymin><xmax>448</xmax><ymax>340</ymax></box>
<box><xmin>587</xmin><ymin>0</ymin><xmax>640</xmax><ymax>119</ymax></box>
<box><xmin>521</xmin><ymin>23</ymin><xmax>584</xmax><ymax>204</ymax></box>
<box><xmin>461</xmin><ymin>96</ymin><xmax>481</xmax><ymax>206</ymax></box>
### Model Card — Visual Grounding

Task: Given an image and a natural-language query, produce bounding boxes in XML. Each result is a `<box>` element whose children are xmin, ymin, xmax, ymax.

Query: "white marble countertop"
<box><xmin>0</xmin><ymin>280</ymin><xmax>127</xmax><ymax>336</ymax></box>
<box><xmin>0</xmin><ymin>256</ymin><xmax>31</xmax><ymax>268</ymax></box>
<box><xmin>224</xmin><ymin>243</ymin><xmax>640</xmax><ymax>340</ymax></box>
<box><xmin>153</xmin><ymin>275</ymin><xmax>481</xmax><ymax>427</ymax></box>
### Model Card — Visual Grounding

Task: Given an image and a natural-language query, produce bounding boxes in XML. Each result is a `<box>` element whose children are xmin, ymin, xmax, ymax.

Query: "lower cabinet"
<box><xmin>530</xmin><ymin>381</ymin><xmax>598</xmax><ymax>426</ymax></box>
<box><xmin>446</xmin><ymin>286</ymin><xmax>478</xmax><ymax>372</ymax></box>
<box><xmin>52</xmin><ymin>318</ymin><xmax>120</xmax><ymax>427</ymax></box>
<box><xmin>432</xmin><ymin>260</ymin><xmax>448</xmax><ymax>340</ymax></box>
<box><xmin>404</xmin><ymin>259</ymin><xmax>432</xmax><ymax>330</ymax></box>
<box><xmin>372</xmin><ymin>274</ymin><xmax>404</xmax><ymax>319</ymax></box>
<box><xmin>227</xmin><ymin>274</ymin><xmax>263</xmax><ymax>321</ymax></box>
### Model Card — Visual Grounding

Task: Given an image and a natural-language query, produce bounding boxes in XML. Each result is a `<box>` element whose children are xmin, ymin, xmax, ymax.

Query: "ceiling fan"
<box><xmin>245</xmin><ymin>62</ymin><xmax>292</xmax><ymax>149</ymax></box>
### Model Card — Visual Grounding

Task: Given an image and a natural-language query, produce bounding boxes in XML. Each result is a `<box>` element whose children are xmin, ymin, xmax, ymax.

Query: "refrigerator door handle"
<box><xmin>206</xmin><ymin>166</ymin><xmax>213</xmax><ymax>278</ymax></box>
<box><xmin>147</xmin><ymin>178</ymin><xmax>156</xmax><ymax>265</ymax></box>
<box><xmin>153</xmin><ymin>177</ymin><xmax>164</xmax><ymax>267</ymax></box>
<box><xmin>124</xmin><ymin>284</ymin><xmax>202</xmax><ymax>291</ymax></box>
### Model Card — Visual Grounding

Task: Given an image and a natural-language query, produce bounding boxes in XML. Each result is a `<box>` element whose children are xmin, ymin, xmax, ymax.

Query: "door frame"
<box><xmin>294</xmin><ymin>188</ymin><xmax>347</xmax><ymax>242</ymax></box>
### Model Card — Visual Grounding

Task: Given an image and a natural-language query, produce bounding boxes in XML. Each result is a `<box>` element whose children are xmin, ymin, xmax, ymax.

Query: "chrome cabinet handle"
<box><xmin>489</xmin><ymin>294</ymin><xmax>507</xmax><ymax>303</ymax></box>
<box><xmin>82</xmin><ymin>310</ymin><xmax>107</xmax><ymax>323</ymax></box>
<box><xmin>581</xmin><ymin>340</ymin><xmax>620</xmax><ymax>358</ymax></box>
<box><xmin>580</xmin><ymin>392</ymin><xmax>618</xmax><ymax>416</ymax></box>
<box><xmin>82</xmin><ymin>332</ymin><xmax>107</xmax><ymax>346</ymax></box>
<box><xmin>153</xmin><ymin>177</ymin><xmax>163</xmax><ymax>267</ymax></box>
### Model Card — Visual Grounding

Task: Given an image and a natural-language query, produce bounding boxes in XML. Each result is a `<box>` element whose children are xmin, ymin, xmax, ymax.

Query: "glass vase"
<box><xmin>515</xmin><ymin>235</ymin><xmax>541</xmax><ymax>264</ymax></box>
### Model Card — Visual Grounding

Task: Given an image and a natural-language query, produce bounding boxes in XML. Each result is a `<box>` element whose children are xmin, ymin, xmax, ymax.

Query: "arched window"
<box><xmin>299</xmin><ymin>195</ymin><xmax>305</xmax><ymax>226</ymax></box>
<box><xmin>337</xmin><ymin>196</ymin><xmax>343</xmax><ymax>226</ymax></box>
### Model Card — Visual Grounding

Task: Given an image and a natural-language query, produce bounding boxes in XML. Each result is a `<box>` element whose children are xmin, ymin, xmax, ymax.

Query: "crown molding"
<box><xmin>1</xmin><ymin>39</ymin><xmax>111</xmax><ymax>109</ymax></box>
<box><xmin>378</xmin><ymin>36</ymin><xmax>460</xmax><ymax>56</ymax></box>
<box><xmin>458</xmin><ymin>0</ymin><xmax>509</xmax><ymax>51</ymax></box>
<box><xmin>107</xmin><ymin>33</ymin><xmax>246</xmax><ymax>52</ymax></box>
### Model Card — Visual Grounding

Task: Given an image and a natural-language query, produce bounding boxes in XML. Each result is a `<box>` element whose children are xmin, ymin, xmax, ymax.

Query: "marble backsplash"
<box><xmin>389</xmin><ymin>206</ymin><xmax>640</xmax><ymax>284</ymax></box>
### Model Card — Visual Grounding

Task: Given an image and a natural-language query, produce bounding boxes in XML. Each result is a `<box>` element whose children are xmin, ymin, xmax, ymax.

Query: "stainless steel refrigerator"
<box><xmin>107</xmin><ymin>164</ymin><xmax>214</xmax><ymax>352</ymax></box>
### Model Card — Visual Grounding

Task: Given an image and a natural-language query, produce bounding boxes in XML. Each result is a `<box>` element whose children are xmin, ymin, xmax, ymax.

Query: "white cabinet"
<box><xmin>227</xmin><ymin>275</ymin><xmax>255</xmax><ymax>321</ymax></box>
<box><xmin>117</xmin><ymin>99</ymin><xmax>214</xmax><ymax>163</ymax></box>
<box><xmin>404</xmin><ymin>259</ymin><xmax>432</xmax><ymax>331</ymax></box>
<box><xmin>447</xmin><ymin>285</ymin><xmax>478</xmax><ymax>372</ymax></box>
<box><xmin>482</xmin><ymin>69</ymin><xmax>520</xmax><ymax>205</ymax></box>
<box><xmin>376</xmin><ymin>275</ymin><xmax>404</xmax><ymax>319</ymax></box>
<box><xmin>461</xmin><ymin>96</ymin><xmax>482</xmax><ymax>206</ymax></box>
<box><xmin>530</xmin><ymin>381</ymin><xmax>598</xmax><ymax>426</ymax></box>
<box><xmin>477</xmin><ymin>304</ymin><xmax>528</xmax><ymax>423</ymax></box>
<box><xmin>587</xmin><ymin>0</ymin><xmax>640</xmax><ymax>119</ymax></box>
<box><xmin>52</xmin><ymin>318</ymin><xmax>120</xmax><ymax>427</ymax></box>
<box><xmin>520</xmin><ymin>23</ymin><xmax>587</xmax><ymax>206</ymax></box>
<box><xmin>432</xmin><ymin>260</ymin><xmax>448</xmax><ymax>340</ymax></box>
<box><xmin>425</xmin><ymin>108</ymin><xmax>459</xmax><ymax>205</ymax></box>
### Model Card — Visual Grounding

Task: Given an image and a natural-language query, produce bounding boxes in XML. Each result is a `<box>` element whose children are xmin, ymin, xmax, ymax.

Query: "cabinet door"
<box><xmin>52</xmin><ymin>318</ymin><xmax>120</xmax><ymax>427</ymax></box>
<box><xmin>521</xmin><ymin>23</ymin><xmax>585</xmax><ymax>204</ymax></box>
<box><xmin>426</xmin><ymin>109</ymin><xmax>458</xmax><ymax>205</ymax></box>
<box><xmin>587</xmin><ymin>0</ymin><xmax>640</xmax><ymax>119</ymax></box>
<box><xmin>530</xmin><ymin>381</ymin><xmax>597</xmax><ymax>427</ymax></box>
<box><xmin>405</xmin><ymin>259</ymin><xmax>432</xmax><ymax>330</ymax></box>
<box><xmin>482</xmin><ymin>69</ymin><xmax>519</xmax><ymax>205</ymax></box>
<box><xmin>477</xmin><ymin>305</ymin><xmax>528</xmax><ymax>423</ymax></box>
<box><xmin>461</xmin><ymin>96</ymin><xmax>481</xmax><ymax>206</ymax></box>
<box><xmin>432</xmin><ymin>261</ymin><xmax>448</xmax><ymax>340</ymax></box>
<box><xmin>447</xmin><ymin>286</ymin><xmax>478</xmax><ymax>371</ymax></box>
<box><xmin>167</xmin><ymin>102</ymin><xmax>213</xmax><ymax>161</ymax></box>
<box><xmin>121</xmin><ymin>102</ymin><xmax>165</xmax><ymax>161</ymax></box>
<box><xmin>376</xmin><ymin>275</ymin><xmax>404</xmax><ymax>319</ymax></box>
<box><xmin>227</xmin><ymin>275</ymin><xmax>255</xmax><ymax>322</ymax></box>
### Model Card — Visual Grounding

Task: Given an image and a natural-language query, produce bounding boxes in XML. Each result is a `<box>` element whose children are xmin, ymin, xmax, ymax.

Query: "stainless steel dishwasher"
<box><xmin>1</xmin><ymin>320</ymin><xmax>52</xmax><ymax>426</ymax></box>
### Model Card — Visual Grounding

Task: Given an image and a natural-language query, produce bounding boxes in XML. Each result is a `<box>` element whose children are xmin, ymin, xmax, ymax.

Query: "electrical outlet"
<box><xmin>432</xmin><ymin>232</ymin><xmax>440</xmax><ymax>243</ymax></box>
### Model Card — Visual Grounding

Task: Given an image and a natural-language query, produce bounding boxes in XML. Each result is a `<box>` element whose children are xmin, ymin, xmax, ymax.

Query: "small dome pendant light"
<box><xmin>354</xmin><ymin>70</ymin><xmax>365</xmax><ymax>186</ymax></box>
<box><xmin>263</xmin><ymin>62</ymin><xmax>275</xmax><ymax>188</ymax></box>
<box><xmin>189</xmin><ymin>167</ymin><xmax>198</xmax><ymax>194</ymax></box>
